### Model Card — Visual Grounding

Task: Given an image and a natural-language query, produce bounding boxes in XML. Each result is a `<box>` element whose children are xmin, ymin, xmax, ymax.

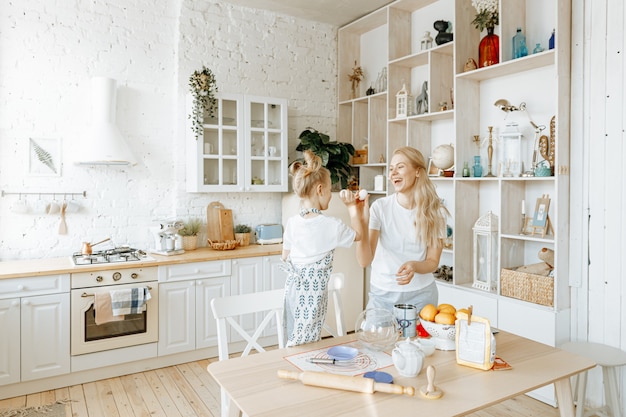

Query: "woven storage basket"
<box><xmin>500</xmin><ymin>268</ymin><xmax>554</xmax><ymax>307</ymax></box>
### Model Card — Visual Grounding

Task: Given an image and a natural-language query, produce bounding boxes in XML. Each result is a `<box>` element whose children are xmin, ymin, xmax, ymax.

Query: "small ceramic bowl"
<box><xmin>327</xmin><ymin>345</ymin><xmax>358</xmax><ymax>361</ymax></box>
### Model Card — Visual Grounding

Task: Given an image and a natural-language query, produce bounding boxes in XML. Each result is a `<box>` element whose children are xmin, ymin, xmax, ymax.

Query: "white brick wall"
<box><xmin>0</xmin><ymin>0</ymin><xmax>338</xmax><ymax>260</ymax></box>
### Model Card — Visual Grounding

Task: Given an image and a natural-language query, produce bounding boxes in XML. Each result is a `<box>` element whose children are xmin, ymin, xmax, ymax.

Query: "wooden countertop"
<box><xmin>0</xmin><ymin>244</ymin><xmax>283</xmax><ymax>280</ymax></box>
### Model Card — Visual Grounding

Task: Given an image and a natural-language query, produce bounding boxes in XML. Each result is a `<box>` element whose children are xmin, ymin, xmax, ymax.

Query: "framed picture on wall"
<box><xmin>29</xmin><ymin>137</ymin><xmax>61</xmax><ymax>177</ymax></box>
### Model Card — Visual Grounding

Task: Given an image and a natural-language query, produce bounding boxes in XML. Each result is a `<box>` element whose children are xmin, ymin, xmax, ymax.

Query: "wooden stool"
<box><xmin>560</xmin><ymin>342</ymin><xmax>626</xmax><ymax>417</ymax></box>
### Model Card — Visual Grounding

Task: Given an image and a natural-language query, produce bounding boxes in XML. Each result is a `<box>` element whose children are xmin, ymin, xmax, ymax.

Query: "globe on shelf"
<box><xmin>431</xmin><ymin>144</ymin><xmax>455</xmax><ymax>170</ymax></box>
<box><xmin>355</xmin><ymin>308</ymin><xmax>399</xmax><ymax>351</ymax></box>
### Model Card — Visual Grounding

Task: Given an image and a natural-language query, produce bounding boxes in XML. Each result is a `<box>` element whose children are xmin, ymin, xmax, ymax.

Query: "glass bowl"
<box><xmin>354</xmin><ymin>308</ymin><xmax>399</xmax><ymax>351</ymax></box>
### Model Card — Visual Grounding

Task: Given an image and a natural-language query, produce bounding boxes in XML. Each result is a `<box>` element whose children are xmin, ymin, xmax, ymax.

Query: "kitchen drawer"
<box><xmin>158</xmin><ymin>260</ymin><xmax>231</xmax><ymax>282</ymax></box>
<box><xmin>0</xmin><ymin>274</ymin><xmax>70</xmax><ymax>299</ymax></box>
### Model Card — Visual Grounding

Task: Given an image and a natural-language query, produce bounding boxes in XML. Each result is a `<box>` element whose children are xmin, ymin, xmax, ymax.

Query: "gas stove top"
<box><xmin>72</xmin><ymin>247</ymin><xmax>149</xmax><ymax>266</ymax></box>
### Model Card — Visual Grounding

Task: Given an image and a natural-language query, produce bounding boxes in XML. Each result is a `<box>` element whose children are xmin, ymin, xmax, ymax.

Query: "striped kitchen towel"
<box><xmin>110</xmin><ymin>287</ymin><xmax>152</xmax><ymax>316</ymax></box>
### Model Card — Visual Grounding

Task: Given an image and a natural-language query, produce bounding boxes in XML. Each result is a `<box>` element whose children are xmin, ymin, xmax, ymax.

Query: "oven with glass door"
<box><xmin>70</xmin><ymin>267</ymin><xmax>158</xmax><ymax>356</ymax></box>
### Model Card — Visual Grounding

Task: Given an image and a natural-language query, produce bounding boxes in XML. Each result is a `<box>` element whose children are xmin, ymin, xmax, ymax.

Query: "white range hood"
<box><xmin>75</xmin><ymin>77</ymin><xmax>137</xmax><ymax>166</ymax></box>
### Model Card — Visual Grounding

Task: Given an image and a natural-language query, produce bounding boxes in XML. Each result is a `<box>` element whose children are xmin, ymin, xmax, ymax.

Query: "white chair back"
<box><xmin>323</xmin><ymin>272</ymin><xmax>345</xmax><ymax>337</ymax></box>
<box><xmin>210</xmin><ymin>288</ymin><xmax>285</xmax><ymax>417</ymax></box>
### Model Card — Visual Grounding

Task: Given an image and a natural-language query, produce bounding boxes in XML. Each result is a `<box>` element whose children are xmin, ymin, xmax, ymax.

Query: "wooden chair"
<box><xmin>323</xmin><ymin>272</ymin><xmax>345</xmax><ymax>338</ymax></box>
<box><xmin>210</xmin><ymin>289</ymin><xmax>285</xmax><ymax>417</ymax></box>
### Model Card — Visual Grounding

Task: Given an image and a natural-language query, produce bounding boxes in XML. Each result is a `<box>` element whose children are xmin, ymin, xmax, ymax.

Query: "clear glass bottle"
<box><xmin>462</xmin><ymin>161</ymin><xmax>470</xmax><ymax>177</ymax></box>
<box><xmin>512</xmin><ymin>28</ymin><xmax>528</xmax><ymax>59</ymax></box>
<box><xmin>533</xmin><ymin>43</ymin><xmax>544</xmax><ymax>54</ymax></box>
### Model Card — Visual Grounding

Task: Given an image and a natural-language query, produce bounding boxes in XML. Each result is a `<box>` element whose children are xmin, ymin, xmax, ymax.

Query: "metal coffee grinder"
<box><xmin>149</xmin><ymin>220</ymin><xmax>185</xmax><ymax>255</ymax></box>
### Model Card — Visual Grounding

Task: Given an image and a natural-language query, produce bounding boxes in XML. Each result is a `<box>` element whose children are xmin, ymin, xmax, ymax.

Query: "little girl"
<box><xmin>281</xmin><ymin>150</ymin><xmax>365</xmax><ymax>347</ymax></box>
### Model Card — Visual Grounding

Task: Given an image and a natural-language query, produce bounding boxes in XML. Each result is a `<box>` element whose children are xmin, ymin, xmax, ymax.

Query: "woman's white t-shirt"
<box><xmin>283</xmin><ymin>214</ymin><xmax>356</xmax><ymax>265</ymax></box>
<box><xmin>369</xmin><ymin>194</ymin><xmax>435</xmax><ymax>292</ymax></box>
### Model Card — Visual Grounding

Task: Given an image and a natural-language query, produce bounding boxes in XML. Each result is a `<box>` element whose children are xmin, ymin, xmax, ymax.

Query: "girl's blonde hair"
<box><xmin>393</xmin><ymin>146</ymin><xmax>448</xmax><ymax>248</ymax></box>
<box><xmin>289</xmin><ymin>150</ymin><xmax>331</xmax><ymax>199</ymax></box>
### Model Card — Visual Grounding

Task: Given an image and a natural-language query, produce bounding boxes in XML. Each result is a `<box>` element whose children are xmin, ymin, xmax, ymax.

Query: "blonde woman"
<box><xmin>281</xmin><ymin>150</ymin><xmax>365</xmax><ymax>347</ymax></box>
<box><xmin>356</xmin><ymin>147</ymin><xmax>447</xmax><ymax>313</ymax></box>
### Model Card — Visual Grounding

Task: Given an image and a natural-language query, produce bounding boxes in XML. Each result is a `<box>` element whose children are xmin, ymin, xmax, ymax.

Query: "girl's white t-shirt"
<box><xmin>283</xmin><ymin>214</ymin><xmax>356</xmax><ymax>265</ymax></box>
<box><xmin>369</xmin><ymin>194</ymin><xmax>435</xmax><ymax>292</ymax></box>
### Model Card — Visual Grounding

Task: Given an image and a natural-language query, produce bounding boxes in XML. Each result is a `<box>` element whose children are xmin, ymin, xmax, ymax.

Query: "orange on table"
<box><xmin>419</xmin><ymin>304</ymin><xmax>437</xmax><ymax>321</ymax></box>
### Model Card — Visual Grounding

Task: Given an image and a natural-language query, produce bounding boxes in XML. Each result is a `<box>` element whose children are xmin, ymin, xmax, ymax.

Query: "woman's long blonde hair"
<box><xmin>289</xmin><ymin>150</ymin><xmax>330</xmax><ymax>199</ymax></box>
<box><xmin>393</xmin><ymin>147</ymin><xmax>448</xmax><ymax>248</ymax></box>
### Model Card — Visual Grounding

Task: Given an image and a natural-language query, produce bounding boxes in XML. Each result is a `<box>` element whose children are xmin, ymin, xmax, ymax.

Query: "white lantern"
<box><xmin>500</xmin><ymin>122</ymin><xmax>523</xmax><ymax>177</ymax></box>
<box><xmin>472</xmin><ymin>211</ymin><xmax>499</xmax><ymax>292</ymax></box>
<box><xmin>396</xmin><ymin>83</ymin><xmax>408</xmax><ymax>118</ymax></box>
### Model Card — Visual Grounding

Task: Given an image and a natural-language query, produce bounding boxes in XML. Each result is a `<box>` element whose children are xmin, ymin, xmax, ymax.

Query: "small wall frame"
<box><xmin>29</xmin><ymin>138</ymin><xmax>61</xmax><ymax>177</ymax></box>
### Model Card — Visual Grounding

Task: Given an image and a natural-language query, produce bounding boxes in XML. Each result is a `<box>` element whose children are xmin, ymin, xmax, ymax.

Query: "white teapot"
<box><xmin>392</xmin><ymin>337</ymin><xmax>425</xmax><ymax>377</ymax></box>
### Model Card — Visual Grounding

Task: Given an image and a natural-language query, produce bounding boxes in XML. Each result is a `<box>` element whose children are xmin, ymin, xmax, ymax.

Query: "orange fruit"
<box><xmin>419</xmin><ymin>304</ymin><xmax>437</xmax><ymax>322</ymax></box>
<box><xmin>437</xmin><ymin>303</ymin><xmax>456</xmax><ymax>315</ymax></box>
<box><xmin>434</xmin><ymin>312</ymin><xmax>456</xmax><ymax>325</ymax></box>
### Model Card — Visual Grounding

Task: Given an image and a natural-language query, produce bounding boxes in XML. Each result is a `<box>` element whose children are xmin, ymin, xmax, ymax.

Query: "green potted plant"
<box><xmin>234</xmin><ymin>224</ymin><xmax>251</xmax><ymax>247</ymax></box>
<box><xmin>179</xmin><ymin>218</ymin><xmax>203</xmax><ymax>250</ymax></box>
<box><xmin>295</xmin><ymin>128</ymin><xmax>356</xmax><ymax>190</ymax></box>
<box><xmin>188</xmin><ymin>66</ymin><xmax>218</xmax><ymax>140</ymax></box>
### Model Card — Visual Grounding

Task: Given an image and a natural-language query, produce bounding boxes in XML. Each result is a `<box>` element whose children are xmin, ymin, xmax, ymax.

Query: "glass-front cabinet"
<box><xmin>187</xmin><ymin>93</ymin><xmax>288</xmax><ymax>192</ymax></box>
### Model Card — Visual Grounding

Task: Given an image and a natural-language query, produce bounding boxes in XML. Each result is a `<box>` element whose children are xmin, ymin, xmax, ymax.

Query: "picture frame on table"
<box><xmin>532</xmin><ymin>196</ymin><xmax>551</xmax><ymax>228</ymax></box>
<box><xmin>427</xmin><ymin>158</ymin><xmax>441</xmax><ymax>177</ymax></box>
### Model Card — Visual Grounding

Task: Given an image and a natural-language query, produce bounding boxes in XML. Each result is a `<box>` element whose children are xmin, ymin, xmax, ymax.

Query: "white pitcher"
<box><xmin>392</xmin><ymin>337</ymin><xmax>425</xmax><ymax>377</ymax></box>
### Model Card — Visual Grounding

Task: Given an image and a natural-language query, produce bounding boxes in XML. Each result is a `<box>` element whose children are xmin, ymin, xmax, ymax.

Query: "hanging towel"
<box><xmin>110</xmin><ymin>287</ymin><xmax>152</xmax><ymax>316</ymax></box>
<box><xmin>94</xmin><ymin>291</ymin><xmax>125</xmax><ymax>325</ymax></box>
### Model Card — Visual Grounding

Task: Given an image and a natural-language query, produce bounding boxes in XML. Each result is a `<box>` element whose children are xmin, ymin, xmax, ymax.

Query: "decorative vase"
<box><xmin>235</xmin><ymin>232</ymin><xmax>250</xmax><ymax>247</ymax></box>
<box><xmin>473</xmin><ymin>156</ymin><xmax>483</xmax><ymax>177</ymax></box>
<box><xmin>479</xmin><ymin>26</ymin><xmax>499</xmax><ymax>68</ymax></box>
<box><xmin>182</xmin><ymin>235</ymin><xmax>198</xmax><ymax>251</ymax></box>
<box><xmin>434</xmin><ymin>20</ymin><xmax>453</xmax><ymax>45</ymax></box>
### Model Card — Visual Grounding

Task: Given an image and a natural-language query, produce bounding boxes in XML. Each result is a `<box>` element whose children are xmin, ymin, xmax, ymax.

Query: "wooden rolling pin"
<box><xmin>277</xmin><ymin>370</ymin><xmax>415</xmax><ymax>396</ymax></box>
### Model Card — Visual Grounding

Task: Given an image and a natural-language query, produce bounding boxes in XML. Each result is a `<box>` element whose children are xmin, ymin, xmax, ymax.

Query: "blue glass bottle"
<box><xmin>512</xmin><ymin>28</ymin><xmax>528</xmax><ymax>59</ymax></box>
<box><xmin>533</xmin><ymin>43</ymin><xmax>544</xmax><ymax>54</ymax></box>
<box><xmin>473</xmin><ymin>156</ymin><xmax>483</xmax><ymax>177</ymax></box>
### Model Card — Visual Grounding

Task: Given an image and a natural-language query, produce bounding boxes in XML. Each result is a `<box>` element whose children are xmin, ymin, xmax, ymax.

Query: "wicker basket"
<box><xmin>208</xmin><ymin>239</ymin><xmax>238</xmax><ymax>251</ymax></box>
<box><xmin>181</xmin><ymin>235</ymin><xmax>198</xmax><ymax>251</ymax></box>
<box><xmin>500</xmin><ymin>268</ymin><xmax>554</xmax><ymax>307</ymax></box>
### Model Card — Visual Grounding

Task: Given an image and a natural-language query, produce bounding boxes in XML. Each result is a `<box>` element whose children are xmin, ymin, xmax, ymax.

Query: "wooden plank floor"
<box><xmin>0</xmin><ymin>357</ymin><xmax>568</xmax><ymax>417</ymax></box>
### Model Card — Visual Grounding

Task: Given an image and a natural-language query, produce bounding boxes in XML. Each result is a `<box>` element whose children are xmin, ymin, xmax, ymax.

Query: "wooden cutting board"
<box><xmin>206</xmin><ymin>201</ymin><xmax>235</xmax><ymax>242</ymax></box>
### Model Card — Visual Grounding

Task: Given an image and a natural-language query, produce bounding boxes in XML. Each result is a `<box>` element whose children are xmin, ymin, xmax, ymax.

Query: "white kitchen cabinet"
<box><xmin>0</xmin><ymin>298</ymin><xmax>20</xmax><ymax>386</ymax></box>
<box><xmin>186</xmin><ymin>93</ymin><xmax>288</xmax><ymax>192</ymax></box>
<box><xmin>20</xmin><ymin>293</ymin><xmax>70</xmax><ymax>381</ymax></box>
<box><xmin>158</xmin><ymin>260</ymin><xmax>231</xmax><ymax>356</ymax></box>
<box><xmin>0</xmin><ymin>274</ymin><xmax>70</xmax><ymax>386</ymax></box>
<box><xmin>231</xmin><ymin>255</ymin><xmax>287</xmax><ymax>342</ymax></box>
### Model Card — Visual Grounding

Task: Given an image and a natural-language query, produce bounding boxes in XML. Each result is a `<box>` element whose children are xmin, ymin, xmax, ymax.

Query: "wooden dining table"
<box><xmin>207</xmin><ymin>332</ymin><xmax>595</xmax><ymax>417</ymax></box>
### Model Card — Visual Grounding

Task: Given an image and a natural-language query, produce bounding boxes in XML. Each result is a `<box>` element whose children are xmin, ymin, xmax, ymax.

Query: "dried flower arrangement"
<box><xmin>348</xmin><ymin>61</ymin><xmax>364</xmax><ymax>99</ymax></box>
<box><xmin>471</xmin><ymin>0</ymin><xmax>499</xmax><ymax>32</ymax></box>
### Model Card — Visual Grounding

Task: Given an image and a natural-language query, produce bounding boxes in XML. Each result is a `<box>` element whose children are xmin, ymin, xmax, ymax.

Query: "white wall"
<box><xmin>570</xmin><ymin>0</ymin><xmax>626</xmax><ymax>410</ymax></box>
<box><xmin>0</xmin><ymin>0</ymin><xmax>338</xmax><ymax>260</ymax></box>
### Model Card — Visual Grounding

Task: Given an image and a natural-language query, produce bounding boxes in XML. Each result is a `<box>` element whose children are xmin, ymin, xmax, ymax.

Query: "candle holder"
<box><xmin>485</xmin><ymin>126</ymin><xmax>496</xmax><ymax>177</ymax></box>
